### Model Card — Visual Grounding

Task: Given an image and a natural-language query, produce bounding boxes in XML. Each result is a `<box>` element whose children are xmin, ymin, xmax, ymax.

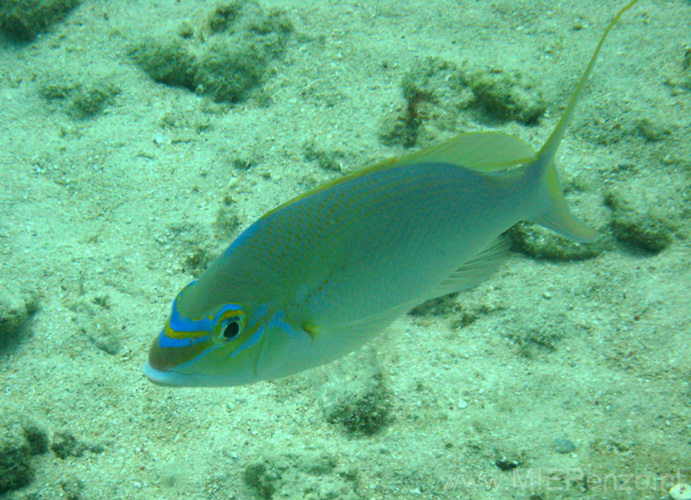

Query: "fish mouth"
<box><xmin>142</xmin><ymin>360</ymin><xmax>260</xmax><ymax>387</ymax></box>
<box><xmin>142</xmin><ymin>361</ymin><xmax>177</xmax><ymax>386</ymax></box>
<box><xmin>143</xmin><ymin>336</ymin><xmax>211</xmax><ymax>387</ymax></box>
<box><xmin>143</xmin><ymin>338</ymin><xmax>207</xmax><ymax>387</ymax></box>
<box><xmin>142</xmin><ymin>361</ymin><xmax>208</xmax><ymax>387</ymax></box>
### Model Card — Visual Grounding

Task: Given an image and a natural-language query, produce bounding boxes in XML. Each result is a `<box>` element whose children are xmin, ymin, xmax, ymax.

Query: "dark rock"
<box><xmin>244</xmin><ymin>451</ymin><xmax>357</xmax><ymax>500</ymax></box>
<box><xmin>51</xmin><ymin>431</ymin><xmax>105</xmax><ymax>459</ymax></box>
<box><xmin>509</xmin><ymin>222</ymin><xmax>604</xmax><ymax>261</ymax></box>
<box><xmin>0</xmin><ymin>289</ymin><xmax>39</xmax><ymax>354</ymax></box>
<box><xmin>0</xmin><ymin>0</ymin><xmax>81</xmax><ymax>42</ymax></box>
<box><xmin>495</xmin><ymin>457</ymin><xmax>520</xmax><ymax>471</ymax></box>
<box><xmin>467</xmin><ymin>68</ymin><xmax>545</xmax><ymax>124</ymax></box>
<box><xmin>323</xmin><ymin>372</ymin><xmax>391</xmax><ymax>436</ymax></box>
<box><xmin>553</xmin><ymin>438</ymin><xmax>577</xmax><ymax>454</ymax></box>
<box><xmin>0</xmin><ymin>409</ymin><xmax>49</xmax><ymax>493</ymax></box>
<box><xmin>604</xmin><ymin>190</ymin><xmax>675</xmax><ymax>253</ymax></box>
<box><xmin>129</xmin><ymin>0</ymin><xmax>294</xmax><ymax>103</ymax></box>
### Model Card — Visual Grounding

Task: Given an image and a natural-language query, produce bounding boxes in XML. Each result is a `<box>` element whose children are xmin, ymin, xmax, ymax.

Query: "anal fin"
<box><xmin>431</xmin><ymin>236</ymin><xmax>510</xmax><ymax>297</ymax></box>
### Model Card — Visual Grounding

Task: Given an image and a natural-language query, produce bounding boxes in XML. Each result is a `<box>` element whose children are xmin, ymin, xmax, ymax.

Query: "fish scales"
<box><xmin>144</xmin><ymin>0</ymin><xmax>641</xmax><ymax>387</ymax></box>
<box><xmin>184</xmin><ymin>162</ymin><xmax>525</xmax><ymax>327</ymax></box>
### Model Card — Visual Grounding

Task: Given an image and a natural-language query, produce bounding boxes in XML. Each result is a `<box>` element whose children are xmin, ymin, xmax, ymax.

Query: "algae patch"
<box><xmin>0</xmin><ymin>0</ymin><xmax>81</xmax><ymax>42</ymax></box>
<box><xmin>665</xmin><ymin>45</ymin><xmax>691</xmax><ymax>94</ymax></box>
<box><xmin>604</xmin><ymin>190</ymin><xmax>675</xmax><ymax>253</ymax></box>
<box><xmin>40</xmin><ymin>74</ymin><xmax>120</xmax><ymax>118</ymax></box>
<box><xmin>379</xmin><ymin>56</ymin><xmax>546</xmax><ymax>148</ymax></box>
<box><xmin>50</xmin><ymin>430</ymin><xmax>106</xmax><ymax>459</ymax></box>
<box><xmin>303</xmin><ymin>141</ymin><xmax>351</xmax><ymax>174</ymax></box>
<box><xmin>69</xmin><ymin>293</ymin><xmax>123</xmax><ymax>355</ymax></box>
<box><xmin>509</xmin><ymin>222</ymin><xmax>605</xmax><ymax>261</ymax></box>
<box><xmin>379</xmin><ymin>57</ymin><xmax>473</xmax><ymax>148</ymax></box>
<box><xmin>0</xmin><ymin>289</ymin><xmax>39</xmax><ymax>354</ymax></box>
<box><xmin>244</xmin><ymin>450</ymin><xmax>359</xmax><ymax>500</ymax></box>
<box><xmin>0</xmin><ymin>408</ymin><xmax>49</xmax><ymax>494</ymax></box>
<box><xmin>128</xmin><ymin>36</ymin><xmax>197</xmax><ymax>91</ymax></box>
<box><xmin>322</xmin><ymin>371</ymin><xmax>392</xmax><ymax>436</ymax></box>
<box><xmin>128</xmin><ymin>0</ymin><xmax>294</xmax><ymax>103</ymax></box>
<box><xmin>468</xmin><ymin>67</ymin><xmax>545</xmax><ymax>124</ymax></box>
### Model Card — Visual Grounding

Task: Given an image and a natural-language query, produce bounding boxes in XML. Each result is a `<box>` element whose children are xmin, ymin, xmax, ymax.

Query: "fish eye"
<box><xmin>212</xmin><ymin>305</ymin><xmax>245</xmax><ymax>344</ymax></box>
<box><xmin>221</xmin><ymin>318</ymin><xmax>241</xmax><ymax>339</ymax></box>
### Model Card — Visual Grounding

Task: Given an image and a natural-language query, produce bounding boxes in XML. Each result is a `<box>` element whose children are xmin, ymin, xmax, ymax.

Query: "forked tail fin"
<box><xmin>527</xmin><ymin>0</ymin><xmax>641</xmax><ymax>242</ymax></box>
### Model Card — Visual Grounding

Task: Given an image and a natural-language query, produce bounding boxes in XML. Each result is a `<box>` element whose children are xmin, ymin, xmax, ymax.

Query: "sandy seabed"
<box><xmin>1</xmin><ymin>1</ymin><xmax>690</xmax><ymax>499</ymax></box>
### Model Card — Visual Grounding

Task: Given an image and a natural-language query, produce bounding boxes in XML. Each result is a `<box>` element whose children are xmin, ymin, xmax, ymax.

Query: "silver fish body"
<box><xmin>143</xmin><ymin>0</ymin><xmax>640</xmax><ymax>387</ymax></box>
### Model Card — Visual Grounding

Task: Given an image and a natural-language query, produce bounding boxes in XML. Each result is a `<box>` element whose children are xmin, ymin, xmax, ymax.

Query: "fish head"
<box><xmin>143</xmin><ymin>282</ymin><xmax>277</xmax><ymax>387</ymax></box>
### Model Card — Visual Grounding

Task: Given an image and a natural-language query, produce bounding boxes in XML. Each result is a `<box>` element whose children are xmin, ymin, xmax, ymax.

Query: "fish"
<box><xmin>143</xmin><ymin>0</ymin><xmax>640</xmax><ymax>387</ymax></box>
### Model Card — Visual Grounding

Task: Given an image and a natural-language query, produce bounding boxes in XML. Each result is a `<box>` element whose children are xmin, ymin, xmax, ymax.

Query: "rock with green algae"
<box><xmin>322</xmin><ymin>370</ymin><xmax>392</xmax><ymax>436</ymax></box>
<box><xmin>0</xmin><ymin>408</ymin><xmax>49</xmax><ymax>494</ymax></box>
<box><xmin>68</xmin><ymin>294</ymin><xmax>124</xmax><ymax>355</ymax></box>
<box><xmin>466</xmin><ymin>67</ymin><xmax>546</xmax><ymax>124</ymax></box>
<box><xmin>0</xmin><ymin>288</ymin><xmax>39</xmax><ymax>354</ymax></box>
<box><xmin>127</xmin><ymin>35</ymin><xmax>197</xmax><ymax>91</ymax></box>
<box><xmin>409</xmin><ymin>292</ymin><xmax>460</xmax><ymax>318</ymax></box>
<box><xmin>194</xmin><ymin>0</ymin><xmax>293</xmax><ymax>102</ymax></box>
<box><xmin>509</xmin><ymin>222</ymin><xmax>606</xmax><ymax>261</ymax></box>
<box><xmin>0</xmin><ymin>0</ymin><xmax>81</xmax><ymax>42</ymax></box>
<box><xmin>59</xmin><ymin>476</ymin><xmax>85</xmax><ymax>500</ymax></box>
<box><xmin>128</xmin><ymin>0</ymin><xmax>294</xmax><ymax>103</ymax></box>
<box><xmin>379</xmin><ymin>57</ymin><xmax>472</xmax><ymax>148</ymax></box>
<box><xmin>664</xmin><ymin>46</ymin><xmax>691</xmax><ymax>95</ymax></box>
<box><xmin>378</xmin><ymin>56</ymin><xmax>546</xmax><ymax>149</ymax></box>
<box><xmin>604</xmin><ymin>190</ymin><xmax>675</xmax><ymax>253</ymax></box>
<box><xmin>302</xmin><ymin>141</ymin><xmax>350</xmax><ymax>173</ymax></box>
<box><xmin>243</xmin><ymin>450</ymin><xmax>358</xmax><ymax>500</ymax></box>
<box><xmin>40</xmin><ymin>73</ymin><xmax>120</xmax><ymax>118</ymax></box>
<box><xmin>50</xmin><ymin>430</ymin><xmax>106</xmax><ymax>459</ymax></box>
<box><xmin>409</xmin><ymin>293</ymin><xmax>501</xmax><ymax>331</ymax></box>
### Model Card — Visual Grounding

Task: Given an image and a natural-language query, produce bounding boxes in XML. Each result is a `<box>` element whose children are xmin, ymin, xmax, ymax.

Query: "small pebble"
<box><xmin>495</xmin><ymin>457</ymin><xmax>519</xmax><ymax>470</ymax></box>
<box><xmin>670</xmin><ymin>483</ymin><xmax>691</xmax><ymax>500</ymax></box>
<box><xmin>553</xmin><ymin>438</ymin><xmax>576</xmax><ymax>454</ymax></box>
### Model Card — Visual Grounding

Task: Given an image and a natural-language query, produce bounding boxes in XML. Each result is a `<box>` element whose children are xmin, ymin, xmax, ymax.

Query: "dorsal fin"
<box><xmin>263</xmin><ymin>131</ymin><xmax>536</xmax><ymax>218</ymax></box>
<box><xmin>395</xmin><ymin>131</ymin><xmax>536</xmax><ymax>172</ymax></box>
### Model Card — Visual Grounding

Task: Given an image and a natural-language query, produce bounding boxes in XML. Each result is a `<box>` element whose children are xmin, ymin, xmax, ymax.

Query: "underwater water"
<box><xmin>1</xmin><ymin>0</ymin><xmax>690</xmax><ymax>499</ymax></box>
